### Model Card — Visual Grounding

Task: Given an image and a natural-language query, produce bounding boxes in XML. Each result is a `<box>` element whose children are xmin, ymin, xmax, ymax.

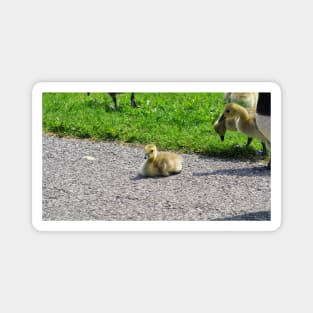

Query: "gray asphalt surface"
<box><xmin>43</xmin><ymin>135</ymin><xmax>271</xmax><ymax>221</ymax></box>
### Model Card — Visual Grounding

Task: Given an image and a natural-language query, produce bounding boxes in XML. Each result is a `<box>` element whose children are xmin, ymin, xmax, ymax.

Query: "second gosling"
<box><xmin>139</xmin><ymin>144</ymin><xmax>182</xmax><ymax>177</ymax></box>
<box><xmin>214</xmin><ymin>106</ymin><xmax>267</xmax><ymax>154</ymax></box>
<box><xmin>218</xmin><ymin>103</ymin><xmax>270</xmax><ymax>148</ymax></box>
<box><xmin>224</xmin><ymin>92</ymin><xmax>259</xmax><ymax>107</ymax></box>
<box><xmin>214</xmin><ymin>106</ymin><xmax>256</xmax><ymax>142</ymax></box>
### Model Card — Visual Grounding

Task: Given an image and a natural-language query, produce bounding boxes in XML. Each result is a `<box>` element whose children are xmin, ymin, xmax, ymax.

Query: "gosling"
<box><xmin>214</xmin><ymin>106</ymin><xmax>255</xmax><ymax>142</ymax></box>
<box><xmin>218</xmin><ymin>103</ymin><xmax>270</xmax><ymax>151</ymax></box>
<box><xmin>214</xmin><ymin>106</ymin><xmax>267</xmax><ymax>154</ymax></box>
<box><xmin>224</xmin><ymin>92</ymin><xmax>259</xmax><ymax>107</ymax></box>
<box><xmin>139</xmin><ymin>144</ymin><xmax>182</xmax><ymax>177</ymax></box>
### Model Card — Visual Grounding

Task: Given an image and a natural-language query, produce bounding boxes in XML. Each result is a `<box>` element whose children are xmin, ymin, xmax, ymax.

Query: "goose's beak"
<box><xmin>220</xmin><ymin>135</ymin><xmax>224</xmax><ymax>142</ymax></box>
<box><xmin>144</xmin><ymin>153</ymin><xmax>150</xmax><ymax>159</ymax></box>
<box><xmin>218</xmin><ymin>114</ymin><xmax>226</xmax><ymax>122</ymax></box>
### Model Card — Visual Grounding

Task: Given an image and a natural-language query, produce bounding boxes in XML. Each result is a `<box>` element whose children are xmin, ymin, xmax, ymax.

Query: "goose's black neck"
<box><xmin>257</xmin><ymin>92</ymin><xmax>271</xmax><ymax>116</ymax></box>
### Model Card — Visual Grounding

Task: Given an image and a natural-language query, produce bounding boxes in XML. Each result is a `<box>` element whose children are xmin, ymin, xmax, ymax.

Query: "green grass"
<box><xmin>42</xmin><ymin>92</ymin><xmax>268</xmax><ymax>159</ymax></box>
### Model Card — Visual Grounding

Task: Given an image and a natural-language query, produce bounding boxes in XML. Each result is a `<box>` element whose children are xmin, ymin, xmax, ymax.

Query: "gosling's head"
<box><xmin>218</xmin><ymin>103</ymin><xmax>239</xmax><ymax>122</ymax></box>
<box><xmin>144</xmin><ymin>144</ymin><xmax>157</xmax><ymax>160</ymax></box>
<box><xmin>214</xmin><ymin>120</ymin><xmax>226</xmax><ymax>141</ymax></box>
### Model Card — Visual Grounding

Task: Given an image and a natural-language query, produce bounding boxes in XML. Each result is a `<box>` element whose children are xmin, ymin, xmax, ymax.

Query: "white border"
<box><xmin>32</xmin><ymin>82</ymin><xmax>281</xmax><ymax>231</ymax></box>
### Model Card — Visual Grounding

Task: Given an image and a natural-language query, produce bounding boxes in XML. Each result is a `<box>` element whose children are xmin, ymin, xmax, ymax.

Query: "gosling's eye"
<box><xmin>226</xmin><ymin>109</ymin><xmax>230</xmax><ymax>113</ymax></box>
<box><xmin>150</xmin><ymin>150</ymin><xmax>154</xmax><ymax>153</ymax></box>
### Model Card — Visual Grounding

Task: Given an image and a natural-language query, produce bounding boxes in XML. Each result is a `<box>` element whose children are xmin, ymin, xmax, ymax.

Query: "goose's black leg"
<box><xmin>267</xmin><ymin>158</ymin><xmax>271</xmax><ymax>170</ymax></box>
<box><xmin>261</xmin><ymin>142</ymin><xmax>267</xmax><ymax>156</ymax></box>
<box><xmin>246</xmin><ymin>137</ymin><xmax>253</xmax><ymax>146</ymax></box>
<box><xmin>131</xmin><ymin>93</ymin><xmax>137</xmax><ymax>107</ymax></box>
<box><xmin>108</xmin><ymin>93</ymin><xmax>118</xmax><ymax>109</ymax></box>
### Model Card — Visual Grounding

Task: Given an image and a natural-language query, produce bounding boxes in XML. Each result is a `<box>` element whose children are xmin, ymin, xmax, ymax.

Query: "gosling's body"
<box><xmin>139</xmin><ymin>144</ymin><xmax>182</xmax><ymax>177</ymax></box>
<box><xmin>216</xmin><ymin>92</ymin><xmax>259</xmax><ymax>141</ymax></box>
<box><xmin>214</xmin><ymin>106</ymin><xmax>267</xmax><ymax>154</ymax></box>
<box><xmin>214</xmin><ymin>106</ymin><xmax>256</xmax><ymax>140</ymax></box>
<box><xmin>224</xmin><ymin>92</ymin><xmax>259</xmax><ymax>107</ymax></box>
<box><xmin>219</xmin><ymin>103</ymin><xmax>269</xmax><ymax>147</ymax></box>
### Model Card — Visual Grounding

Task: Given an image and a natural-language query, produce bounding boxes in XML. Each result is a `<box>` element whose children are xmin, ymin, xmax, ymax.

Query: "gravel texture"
<box><xmin>42</xmin><ymin>135</ymin><xmax>271</xmax><ymax>221</ymax></box>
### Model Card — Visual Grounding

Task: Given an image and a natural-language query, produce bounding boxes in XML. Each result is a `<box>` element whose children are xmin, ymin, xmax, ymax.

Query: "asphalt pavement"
<box><xmin>42</xmin><ymin>135</ymin><xmax>271</xmax><ymax>221</ymax></box>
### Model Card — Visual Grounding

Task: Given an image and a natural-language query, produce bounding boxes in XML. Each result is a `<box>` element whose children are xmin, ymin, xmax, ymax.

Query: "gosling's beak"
<box><xmin>218</xmin><ymin>114</ymin><xmax>226</xmax><ymax>122</ymax></box>
<box><xmin>144</xmin><ymin>153</ymin><xmax>150</xmax><ymax>159</ymax></box>
<box><xmin>220</xmin><ymin>135</ymin><xmax>224</xmax><ymax>142</ymax></box>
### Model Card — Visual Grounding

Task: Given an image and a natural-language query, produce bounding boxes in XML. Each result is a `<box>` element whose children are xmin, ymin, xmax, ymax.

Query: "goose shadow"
<box><xmin>193</xmin><ymin>166</ymin><xmax>270</xmax><ymax>177</ymax></box>
<box><xmin>212</xmin><ymin>210</ymin><xmax>271</xmax><ymax>221</ymax></box>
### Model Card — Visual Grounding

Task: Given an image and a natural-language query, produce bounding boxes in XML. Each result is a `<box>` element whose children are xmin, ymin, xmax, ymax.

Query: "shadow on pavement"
<box><xmin>193</xmin><ymin>167</ymin><xmax>270</xmax><ymax>177</ymax></box>
<box><xmin>212</xmin><ymin>211</ymin><xmax>271</xmax><ymax>221</ymax></box>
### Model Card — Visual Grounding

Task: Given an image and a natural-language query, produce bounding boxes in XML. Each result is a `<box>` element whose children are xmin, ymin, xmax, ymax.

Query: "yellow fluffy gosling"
<box><xmin>224</xmin><ymin>92</ymin><xmax>259</xmax><ymax>107</ymax></box>
<box><xmin>214</xmin><ymin>106</ymin><xmax>267</xmax><ymax>154</ymax></box>
<box><xmin>139</xmin><ymin>144</ymin><xmax>182</xmax><ymax>177</ymax></box>
<box><xmin>218</xmin><ymin>103</ymin><xmax>270</xmax><ymax>148</ymax></box>
<box><xmin>214</xmin><ymin>106</ymin><xmax>256</xmax><ymax>141</ymax></box>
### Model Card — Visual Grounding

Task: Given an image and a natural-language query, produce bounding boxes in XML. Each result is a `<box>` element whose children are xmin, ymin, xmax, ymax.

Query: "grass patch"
<box><xmin>42</xmin><ymin>92</ymin><xmax>268</xmax><ymax>160</ymax></box>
